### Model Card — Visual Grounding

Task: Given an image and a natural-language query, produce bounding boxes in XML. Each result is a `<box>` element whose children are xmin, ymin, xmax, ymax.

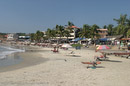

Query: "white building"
<box><xmin>97</xmin><ymin>29</ymin><xmax>108</xmax><ymax>38</ymax></box>
<box><xmin>55</xmin><ymin>26</ymin><xmax>80</xmax><ymax>40</ymax></box>
<box><xmin>7</xmin><ymin>33</ymin><xmax>18</xmax><ymax>41</ymax></box>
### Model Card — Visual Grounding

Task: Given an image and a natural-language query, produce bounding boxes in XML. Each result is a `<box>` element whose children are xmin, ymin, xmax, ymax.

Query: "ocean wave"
<box><xmin>0</xmin><ymin>46</ymin><xmax>25</xmax><ymax>59</ymax></box>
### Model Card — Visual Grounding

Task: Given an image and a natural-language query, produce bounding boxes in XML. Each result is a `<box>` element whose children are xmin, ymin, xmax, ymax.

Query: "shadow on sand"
<box><xmin>66</xmin><ymin>55</ymin><xmax>81</xmax><ymax>57</ymax></box>
<box><xmin>105</xmin><ymin>60</ymin><xmax>122</xmax><ymax>63</ymax></box>
<box><xmin>87</xmin><ymin>66</ymin><xmax>105</xmax><ymax>69</ymax></box>
<box><xmin>97</xmin><ymin>56</ymin><xmax>122</xmax><ymax>63</ymax></box>
<box><xmin>95</xmin><ymin>66</ymin><xmax>105</xmax><ymax>68</ymax></box>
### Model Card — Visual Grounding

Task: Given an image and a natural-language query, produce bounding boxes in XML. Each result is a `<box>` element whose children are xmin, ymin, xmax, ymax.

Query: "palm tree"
<box><xmin>35</xmin><ymin>30</ymin><xmax>44</xmax><ymax>43</ymax></box>
<box><xmin>46</xmin><ymin>28</ymin><xmax>53</xmax><ymax>38</ymax></box>
<box><xmin>68</xmin><ymin>21</ymin><xmax>74</xmax><ymax>26</ymax></box>
<box><xmin>126</xmin><ymin>17</ymin><xmax>130</xmax><ymax>37</ymax></box>
<box><xmin>127</xmin><ymin>29</ymin><xmax>130</xmax><ymax>38</ymax></box>
<box><xmin>113</xmin><ymin>14</ymin><xmax>127</xmax><ymax>25</ymax></box>
<box><xmin>126</xmin><ymin>17</ymin><xmax>130</xmax><ymax>27</ymax></box>
<box><xmin>107</xmin><ymin>24</ymin><xmax>114</xmax><ymax>36</ymax></box>
<box><xmin>113</xmin><ymin>14</ymin><xmax>128</xmax><ymax>36</ymax></box>
<box><xmin>63</xmin><ymin>30</ymin><xmax>70</xmax><ymax>42</ymax></box>
<box><xmin>30</xmin><ymin>33</ymin><xmax>36</xmax><ymax>42</ymax></box>
<box><xmin>51</xmin><ymin>29</ymin><xmax>56</xmax><ymax>38</ymax></box>
<box><xmin>79</xmin><ymin>24</ymin><xmax>90</xmax><ymax>38</ymax></box>
<box><xmin>90</xmin><ymin>24</ymin><xmax>100</xmax><ymax>45</ymax></box>
<box><xmin>46</xmin><ymin>28</ymin><xmax>54</xmax><ymax>43</ymax></box>
<box><xmin>103</xmin><ymin>25</ymin><xmax>107</xmax><ymax>29</ymax></box>
<box><xmin>55</xmin><ymin>25</ymin><xmax>64</xmax><ymax>43</ymax></box>
<box><xmin>90</xmin><ymin>24</ymin><xmax>100</xmax><ymax>39</ymax></box>
<box><xmin>56</xmin><ymin>25</ymin><xmax>64</xmax><ymax>38</ymax></box>
<box><xmin>111</xmin><ymin>27</ymin><xmax>117</xmax><ymax>36</ymax></box>
<box><xmin>65</xmin><ymin>21</ymin><xmax>74</xmax><ymax>33</ymax></box>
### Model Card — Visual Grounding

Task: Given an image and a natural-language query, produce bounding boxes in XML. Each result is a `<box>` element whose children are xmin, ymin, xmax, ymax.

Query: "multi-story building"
<box><xmin>56</xmin><ymin>25</ymin><xmax>80</xmax><ymax>40</ymax></box>
<box><xmin>49</xmin><ymin>26</ymin><xmax>80</xmax><ymax>40</ymax></box>
<box><xmin>43</xmin><ymin>26</ymin><xmax>80</xmax><ymax>43</ymax></box>
<box><xmin>67</xmin><ymin>26</ymin><xmax>80</xmax><ymax>40</ymax></box>
<box><xmin>97</xmin><ymin>29</ymin><xmax>108</xmax><ymax>38</ymax></box>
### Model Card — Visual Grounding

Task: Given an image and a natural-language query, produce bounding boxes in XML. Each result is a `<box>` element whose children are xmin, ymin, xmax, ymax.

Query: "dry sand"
<box><xmin>0</xmin><ymin>47</ymin><xmax>130</xmax><ymax>86</ymax></box>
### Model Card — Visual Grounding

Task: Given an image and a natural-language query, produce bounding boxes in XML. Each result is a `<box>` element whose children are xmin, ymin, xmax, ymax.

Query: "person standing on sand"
<box><xmin>56</xmin><ymin>46</ymin><xmax>59</xmax><ymax>52</ymax></box>
<box><xmin>54</xmin><ymin>46</ymin><xmax>56</xmax><ymax>51</ymax></box>
<box><xmin>117</xmin><ymin>41</ymin><xmax>120</xmax><ymax>50</ymax></box>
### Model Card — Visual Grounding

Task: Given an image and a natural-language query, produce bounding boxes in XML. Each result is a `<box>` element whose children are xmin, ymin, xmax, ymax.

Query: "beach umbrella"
<box><xmin>96</xmin><ymin>45</ymin><xmax>110</xmax><ymax>50</ymax></box>
<box><xmin>62</xmin><ymin>44</ymin><xmax>72</xmax><ymax>48</ymax></box>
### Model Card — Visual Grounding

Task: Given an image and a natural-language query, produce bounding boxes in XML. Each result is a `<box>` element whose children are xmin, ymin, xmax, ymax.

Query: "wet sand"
<box><xmin>0</xmin><ymin>49</ymin><xmax>49</xmax><ymax>73</ymax></box>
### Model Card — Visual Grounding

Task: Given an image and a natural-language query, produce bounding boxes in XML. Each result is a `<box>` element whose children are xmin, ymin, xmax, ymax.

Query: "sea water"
<box><xmin>0</xmin><ymin>45</ymin><xmax>25</xmax><ymax>66</ymax></box>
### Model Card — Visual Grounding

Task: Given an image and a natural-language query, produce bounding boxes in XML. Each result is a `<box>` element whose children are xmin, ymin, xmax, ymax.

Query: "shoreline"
<box><xmin>0</xmin><ymin>45</ymin><xmax>50</xmax><ymax>72</ymax></box>
<box><xmin>0</xmin><ymin>51</ymin><xmax>49</xmax><ymax>73</ymax></box>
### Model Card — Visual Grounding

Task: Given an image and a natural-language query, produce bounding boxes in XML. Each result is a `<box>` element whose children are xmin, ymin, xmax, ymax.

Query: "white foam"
<box><xmin>0</xmin><ymin>46</ymin><xmax>25</xmax><ymax>59</ymax></box>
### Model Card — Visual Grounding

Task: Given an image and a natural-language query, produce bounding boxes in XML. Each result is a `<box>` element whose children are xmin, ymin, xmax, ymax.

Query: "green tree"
<box><xmin>30</xmin><ymin>33</ymin><xmax>36</xmax><ymax>42</ymax></box>
<box><xmin>103</xmin><ymin>25</ymin><xmax>107</xmax><ymax>29</ymax></box>
<box><xmin>35</xmin><ymin>30</ymin><xmax>44</xmax><ymax>43</ymax></box>
<box><xmin>126</xmin><ymin>17</ymin><xmax>130</xmax><ymax>37</ymax></box>
<box><xmin>65</xmin><ymin>21</ymin><xmax>74</xmax><ymax>33</ymax></box>
<box><xmin>46</xmin><ymin>28</ymin><xmax>53</xmax><ymax>38</ymax></box>
<box><xmin>56</xmin><ymin>25</ymin><xmax>64</xmax><ymax>38</ymax></box>
<box><xmin>79</xmin><ymin>24</ymin><xmax>90</xmax><ymax>38</ymax></box>
<box><xmin>51</xmin><ymin>29</ymin><xmax>56</xmax><ymax>38</ymax></box>
<box><xmin>90</xmin><ymin>24</ymin><xmax>100</xmax><ymax>39</ymax></box>
<box><xmin>46</xmin><ymin>28</ymin><xmax>56</xmax><ymax>43</ymax></box>
<box><xmin>113</xmin><ymin>14</ymin><xmax>127</xmax><ymax>25</ymax></box>
<box><xmin>127</xmin><ymin>29</ymin><xmax>130</xmax><ymax>37</ymax></box>
<box><xmin>63</xmin><ymin>29</ymin><xmax>70</xmax><ymax>42</ymax></box>
<box><xmin>55</xmin><ymin>25</ymin><xmax>64</xmax><ymax>43</ymax></box>
<box><xmin>107</xmin><ymin>24</ymin><xmax>114</xmax><ymax>36</ymax></box>
<box><xmin>113</xmin><ymin>14</ymin><xmax>128</xmax><ymax>36</ymax></box>
<box><xmin>68</xmin><ymin>21</ymin><xmax>74</xmax><ymax>26</ymax></box>
<box><xmin>126</xmin><ymin>17</ymin><xmax>130</xmax><ymax>27</ymax></box>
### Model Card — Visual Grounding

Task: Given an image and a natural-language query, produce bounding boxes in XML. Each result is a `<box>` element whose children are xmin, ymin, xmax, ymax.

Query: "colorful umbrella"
<box><xmin>62</xmin><ymin>44</ymin><xmax>72</xmax><ymax>48</ymax></box>
<box><xmin>96</xmin><ymin>45</ymin><xmax>110</xmax><ymax>50</ymax></box>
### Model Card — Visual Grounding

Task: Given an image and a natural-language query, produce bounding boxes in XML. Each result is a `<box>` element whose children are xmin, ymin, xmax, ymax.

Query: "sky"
<box><xmin>0</xmin><ymin>0</ymin><xmax>130</xmax><ymax>33</ymax></box>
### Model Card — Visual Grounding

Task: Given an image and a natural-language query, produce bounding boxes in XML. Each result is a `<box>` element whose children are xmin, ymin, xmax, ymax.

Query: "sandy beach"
<box><xmin>1</xmin><ymin>0</ymin><xmax>130</xmax><ymax>86</ymax></box>
<box><xmin>0</xmin><ymin>46</ymin><xmax>130</xmax><ymax>86</ymax></box>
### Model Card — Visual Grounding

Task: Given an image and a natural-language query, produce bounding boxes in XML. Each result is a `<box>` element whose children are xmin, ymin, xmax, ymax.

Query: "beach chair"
<box><xmin>114</xmin><ymin>52</ymin><xmax>130</xmax><ymax>59</ymax></box>
<box><xmin>95</xmin><ymin>55</ymin><xmax>109</xmax><ymax>61</ymax></box>
<box><xmin>81</xmin><ymin>61</ymin><xmax>101</xmax><ymax>68</ymax></box>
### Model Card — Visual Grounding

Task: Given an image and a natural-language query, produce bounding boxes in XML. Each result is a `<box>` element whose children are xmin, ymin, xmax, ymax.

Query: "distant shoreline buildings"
<box><xmin>0</xmin><ymin>27</ymin><xmax>108</xmax><ymax>42</ymax></box>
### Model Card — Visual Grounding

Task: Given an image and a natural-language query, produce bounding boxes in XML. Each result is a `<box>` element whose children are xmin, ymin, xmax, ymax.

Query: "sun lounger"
<box><xmin>81</xmin><ymin>61</ymin><xmax>101</xmax><ymax>68</ymax></box>
<box><xmin>114</xmin><ymin>52</ymin><xmax>130</xmax><ymax>58</ymax></box>
<box><xmin>94</xmin><ymin>54</ymin><xmax>109</xmax><ymax>61</ymax></box>
<box><xmin>114</xmin><ymin>52</ymin><xmax>130</xmax><ymax>56</ymax></box>
<box><xmin>81</xmin><ymin>61</ymin><xmax>101</xmax><ymax>64</ymax></box>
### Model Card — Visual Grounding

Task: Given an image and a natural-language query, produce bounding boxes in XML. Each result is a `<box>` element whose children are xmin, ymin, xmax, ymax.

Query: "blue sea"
<box><xmin>0</xmin><ymin>45</ymin><xmax>25</xmax><ymax>66</ymax></box>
